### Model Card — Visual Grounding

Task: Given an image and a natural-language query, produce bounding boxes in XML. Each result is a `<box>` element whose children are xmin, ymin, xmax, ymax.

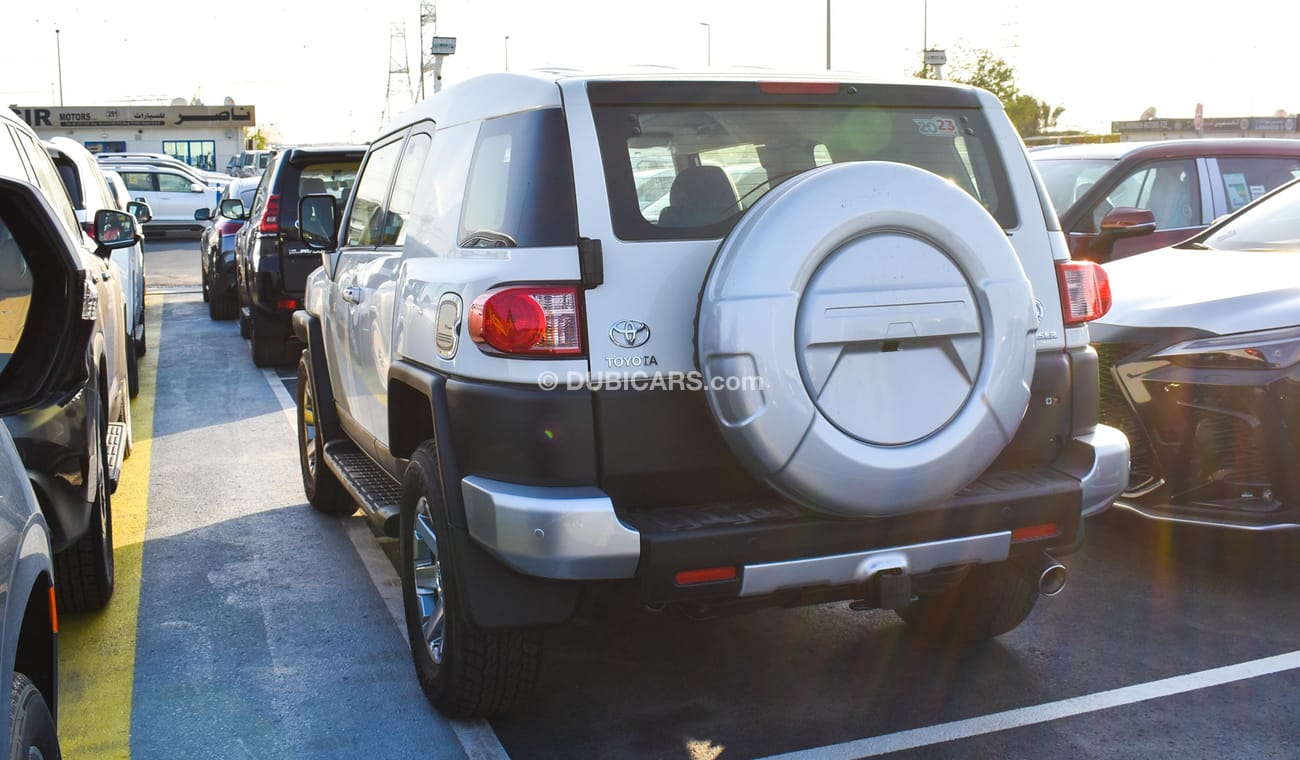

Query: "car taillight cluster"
<box><xmin>218</xmin><ymin>219</ymin><xmax>243</xmax><ymax>236</ymax></box>
<box><xmin>258</xmin><ymin>194</ymin><xmax>281</xmax><ymax>234</ymax></box>
<box><xmin>469</xmin><ymin>286</ymin><xmax>583</xmax><ymax>355</ymax></box>
<box><xmin>81</xmin><ymin>221</ymin><xmax>97</xmax><ymax>240</ymax></box>
<box><xmin>1056</xmin><ymin>260</ymin><xmax>1111</xmax><ymax>325</ymax></box>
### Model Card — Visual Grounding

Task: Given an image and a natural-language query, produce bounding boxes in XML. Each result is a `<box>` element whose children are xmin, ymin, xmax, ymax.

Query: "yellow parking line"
<box><xmin>56</xmin><ymin>295</ymin><xmax>164</xmax><ymax>759</ymax></box>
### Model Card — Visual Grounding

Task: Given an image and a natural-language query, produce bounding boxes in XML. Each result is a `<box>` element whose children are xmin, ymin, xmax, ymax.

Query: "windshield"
<box><xmin>1033</xmin><ymin>157</ymin><xmax>1117</xmax><ymax>215</ymax></box>
<box><xmin>594</xmin><ymin>92</ymin><xmax>1015</xmax><ymax>241</ymax></box>
<box><xmin>1199</xmin><ymin>180</ymin><xmax>1300</xmax><ymax>251</ymax></box>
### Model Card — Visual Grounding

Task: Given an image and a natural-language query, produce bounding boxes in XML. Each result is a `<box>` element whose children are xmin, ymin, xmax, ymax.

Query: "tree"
<box><xmin>924</xmin><ymin>47</ymin><xmax>1067</xmax><ymax>139</ymax></box>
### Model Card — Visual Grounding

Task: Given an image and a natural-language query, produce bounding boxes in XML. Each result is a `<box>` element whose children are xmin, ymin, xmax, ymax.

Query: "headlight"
<box><xmin>1152</xmin><ymin>324</ymin><xmax>1300</xmax><ymax>369</ymax></box>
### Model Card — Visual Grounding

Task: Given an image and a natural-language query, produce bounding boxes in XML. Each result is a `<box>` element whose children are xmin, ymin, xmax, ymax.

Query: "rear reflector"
<box><xmin>675</xmin><ymin>567</ymin><xmax>738</xmax><ymax>586</ymax></box>
<box><xmin>469</xmin><ymin>286</ymin><xmax>583</xmax><ymax>355</ymax></box>
<box><xmin>759</xmin><ymin>81</ymin><xmax>841</xmax><ymax>95</ymax></box>
<box><xmin>1011</xmin><ymin>523</ymin><xmax>1061</xmax><ymax>543</ymax></box>
<box><xmin>276</xmin><ymin>297</ymin><xmax>300</xmax><ymax>311</ymax></box>
<box><xmin>1057</xmin><ymin>260</ymin><xmax>1111</xmax><ymax>325</ymax></box>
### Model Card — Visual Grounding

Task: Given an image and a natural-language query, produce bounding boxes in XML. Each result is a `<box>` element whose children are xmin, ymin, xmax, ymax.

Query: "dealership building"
<box><xmin>8</xmin><ymin>102</ymin><xmax>258</xmax><ymax>172</ymax></box>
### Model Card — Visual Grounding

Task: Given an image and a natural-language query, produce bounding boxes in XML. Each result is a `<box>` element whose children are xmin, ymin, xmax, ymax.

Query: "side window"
<box><xmin>1080</xmin><ymin>159</ymin><xmax>1200</xmax><ymax>233</ymax></box>
<box><xmin>0</xmin><ymin>214</ymin><xmax>34</xmax><ymax>374</ymax></box>
<box><xmin>382</xmin><ymin>132</ymin><xmax>433</xmax><ymax>247</ymax></box>
<box><xmin>460</xmin><ymin>109</ymin><xmax>577</xmax><ymax>248</ymax></box>
<box><xmin>12</xmin><ymin>131</ymin><xmax>80</xmax><ymax>236</ymax></box>
<box><xmin>0</xmin><ymin>128</ymin><xmax>27</xmax><ymax>180</ymax></box>
<box><xmin>247</xmin><ymin>167</ymin><xmax>274</xmax><ymax>219</ymax></box>
<box><xmin>120</xmin><ymin>172</ymin><xmax>157</xmax><ymax>192</ymax></box>
<box><xmin>157</xmin><ymin>172</ymin><xmax>193</xmax><ymax>193</ymax></box>
<box><xmin>344</xmin><ymin>139</ymin><xmax>402</xmax><ymax>247</ymax></box>
<box><xmin>1216</xmin><ymin>156</ymin><xmax>1300</xmax><ymax>213</ymax></box>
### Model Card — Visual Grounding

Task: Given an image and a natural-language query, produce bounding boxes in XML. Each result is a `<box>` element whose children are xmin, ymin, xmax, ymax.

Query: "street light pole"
<box><xmin>700</xmin><ymin>22</ymin><xmax>710</xmax><ymax>67</ymax></box>
<box><xmin>825</xmin><ymin>1</ymin><xmax>831</xmax><ymax>70</ymax></box>
<box><xmin>504</xmin><ymin>36</ymin><xmax>509</xmax><ymax>71</ymax></box>
<box><xmin>55</xmin><ymin>28</ymin><xmax>64</xmax><ymax>106</ymax></box>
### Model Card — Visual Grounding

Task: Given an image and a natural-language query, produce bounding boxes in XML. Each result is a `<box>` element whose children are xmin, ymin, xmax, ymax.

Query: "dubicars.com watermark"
<box><xmin>537</xmin><ymin>370</ymin><xmax>767</xmax><ymax>392</ymax></box>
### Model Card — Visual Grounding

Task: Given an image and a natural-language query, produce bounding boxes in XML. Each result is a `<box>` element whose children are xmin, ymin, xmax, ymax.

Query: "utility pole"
<box><xmin>825</xmin><ymin>1</ymin><xmax>831</xmax><ymax>70</ymax></box>
<box><xmin>55</xmin><ymin>28</ymin><xmax>64</xmax><ymax>106</ymax></box>
<box><xmin>417</xmin><ymin>1</ymin><xmax>437</xmax><ymax>101</ymax></box>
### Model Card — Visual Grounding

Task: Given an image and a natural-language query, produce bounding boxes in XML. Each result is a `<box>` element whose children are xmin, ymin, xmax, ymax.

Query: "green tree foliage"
<box><xmin>925</xmin><ymin>47</ymin><xmax>1065</xmax><ymax>138</ymax></box>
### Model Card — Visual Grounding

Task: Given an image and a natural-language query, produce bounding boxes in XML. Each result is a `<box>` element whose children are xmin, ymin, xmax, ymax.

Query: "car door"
<box><xmin>326</xmin><ymin>133</ymin><xmax>405</xmax><ymax>447</ymax></box>
<box><xmin>1067</xmin><ymin>157</ymin><xmax>1208</xmax><ymax>260</ymax></box>
<box><xmin>155</xmin><ymin>170</ymin><xmax>210</xmax><ymax>223</ymax></box>
<box><xmin>1205</xmin><ymin>155</ymin><xmax>1300</xmax><ymax>217</ymax></box>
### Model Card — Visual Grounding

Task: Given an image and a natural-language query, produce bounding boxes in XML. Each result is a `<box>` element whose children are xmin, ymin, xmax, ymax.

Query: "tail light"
<box><xmin>217</xmin><ymin>218</ymin><xmax>243</xmax><ymax>236</ymax></box>
<box><xmin>1057</xmin><ymin>260</ymin><xmax>1111</xmax><ymax>325</ymax></box>
<box><xmin>257</xmin><ymin>194</ymin><xmax>281</xmax><ymax>233</ymax></box>
<box><xmin>81</xmin><ymin>221</ymin><xmax>96</xmax><ymax>240</ymax></box>
<box><xmin>758</xmin><ymin>81</ymin><xmax>840</xmax><ymax>94</ymax></box>
<box><xmin>469</xmin><ymin>286</ymin><xmax>582</xmax><ymax>355</ymax></box>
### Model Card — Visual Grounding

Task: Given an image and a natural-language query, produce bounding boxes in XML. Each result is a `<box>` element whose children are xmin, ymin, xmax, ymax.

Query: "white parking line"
<box><xmin>759</xmin><ymin>650</ymin><xmax>1300</xmax><ymax>760</ymax></box>
<box><xmin>261</xmin><ymin>367</ymin><xmax>512</xmax><ymax>760</ymax></box>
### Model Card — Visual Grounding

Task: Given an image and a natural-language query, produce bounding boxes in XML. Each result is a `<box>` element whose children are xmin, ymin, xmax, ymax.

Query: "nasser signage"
<box><xmin>1112</xmin><ymin>116</ymin><xmax>1297</xmax><ymax>133</ymax></box>
<box><xmin>9</xmin><ymin>104</ymin><xmax>256</xmax><ymax>130</ymax></box>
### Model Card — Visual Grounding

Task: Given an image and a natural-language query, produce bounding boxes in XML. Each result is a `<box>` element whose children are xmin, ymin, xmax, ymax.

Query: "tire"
<box><xmin>54</xmin><ymin>401</ymin><xmax>115</xmax><ymax>613</ymax></box>
<box><xmin>400</xmin><ymin>441</ymin><xmax>541</xmax><ymax>718</ymax></box>
<box><xmin>894</xmin><ymin>558</ymin><xmax>1039</xmax><ymax>643</ymax></box>
<box><xmin>126</xmin><ymin>315</ymin><xmax>140</xmax><ymax>399</ymax></box>
<box><xmin>209</xmin><ymin>291</ymin><xmax>237</xmax><ymax>321</ymax></box>
<box><xmin>696</xmin><ymin>162</ymin><xmax>1036</xmax><ymax>517</ymax></box>
<box><xmin>238</xmin><ymin>309</ymin><xmax>251</xmax><ymax>339</ymax></box>
<box><xmin>135</xmin><ymin>302</ymin><xmax>148</xmax><ymax>357</ymax></box>
<box><xmin>296</xmin><ymin>353</ymin><xmax>353</xmax><ymax>516</ymax></box>
<box><xmin>250</xmin><ymin>315</ymin><xmax>285</xmax><ymax>367</ymax></box>
<box><xmin>201</xmin><ymin>267</ymin><xmax>210</xmax><ymax>302</ymax></box>
<box><xmin>8</xmin><ymin>673</ymin><xmax>60</xmax><ymax>760</ymax></box>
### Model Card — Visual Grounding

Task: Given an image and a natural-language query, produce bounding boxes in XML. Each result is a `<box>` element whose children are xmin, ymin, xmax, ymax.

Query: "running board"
<box><xmin>321</xmin><ymin>440</ymin><xmax>402</xmax><ymax>537</ymax></box>
<box><xmin>104</xmin><ymin>421</ymin><xmax>127</xmax><ymax>494</ymax></box>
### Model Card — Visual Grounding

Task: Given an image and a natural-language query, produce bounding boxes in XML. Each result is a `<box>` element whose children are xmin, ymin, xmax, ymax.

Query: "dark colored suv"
<box><xmin>233</xmin><ymin>146</ymin><xmax>365</xmax><ymax>365</ymax></box>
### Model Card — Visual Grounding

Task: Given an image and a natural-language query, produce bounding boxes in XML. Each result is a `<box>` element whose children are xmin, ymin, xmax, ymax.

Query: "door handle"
<box><xmin>342</xmin><ymin>286</ymin><xmax>362</xmax><ymax>304</ymax></box>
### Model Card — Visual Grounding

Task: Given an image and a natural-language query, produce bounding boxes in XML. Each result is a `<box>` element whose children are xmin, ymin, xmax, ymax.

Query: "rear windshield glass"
<box><xmin>594</xmin><ymin>99</ymin><xmax>1015</xmax><ymax>240</ymax></box>
<box><xmin>1033</xmin><ymin>157</ymin><xmax>1118</xmax><ymax>215</ymax></box>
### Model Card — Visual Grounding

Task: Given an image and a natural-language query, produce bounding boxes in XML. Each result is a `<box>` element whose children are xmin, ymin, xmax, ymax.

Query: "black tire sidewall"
<box><xmin>8</xmin><ymin>673</ymin><xmax>60</xmax><ymax>760</ymax></box>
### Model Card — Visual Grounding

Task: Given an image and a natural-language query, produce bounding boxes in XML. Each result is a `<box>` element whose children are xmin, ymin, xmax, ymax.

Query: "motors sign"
<box><xmin>10</xmin><ymin>104</ymin><xmax>257</xmax><ymax>129</ymax></box>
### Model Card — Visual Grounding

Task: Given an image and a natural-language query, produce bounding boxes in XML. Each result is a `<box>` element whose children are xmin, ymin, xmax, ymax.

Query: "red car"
<box><xmin>1032</xmin><ymin>138</ymin><xmax>1300</xmax><ymax>261</ymax></box>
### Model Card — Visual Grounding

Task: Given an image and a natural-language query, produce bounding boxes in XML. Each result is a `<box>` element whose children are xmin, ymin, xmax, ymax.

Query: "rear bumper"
<box><xmin>459</xmin><ymin>426</ymin><xmax>1126</xmax><ymax>602</ymax></box>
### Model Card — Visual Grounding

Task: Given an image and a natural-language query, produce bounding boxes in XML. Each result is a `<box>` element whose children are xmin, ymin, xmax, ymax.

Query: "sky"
<box><xmin>2</xmin><ymin>1</ymin><xmax>1294</xmax><ymax>144</ymax></box>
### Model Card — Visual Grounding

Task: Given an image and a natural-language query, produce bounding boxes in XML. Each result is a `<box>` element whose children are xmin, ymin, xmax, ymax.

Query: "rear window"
<box><xmin>281</xmin><ymin>157</ymin><xmax>362</xmax><ymax>229</ymax></box>
<box><xmin>593</xmin><ymin>86</ymin><xmax>1016</xmax><ymax>241</ymax></box>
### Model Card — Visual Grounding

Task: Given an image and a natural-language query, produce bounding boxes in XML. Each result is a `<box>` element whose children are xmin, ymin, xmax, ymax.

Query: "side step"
<box><xmin>104</xmin><ymin>421</ymin><xmax>127</xmax><ymax>494</ymax></box>
<box><xmin>321</xmin><ymin>440</ymin><xmax>402</xmax><ymax>537</ymax></box>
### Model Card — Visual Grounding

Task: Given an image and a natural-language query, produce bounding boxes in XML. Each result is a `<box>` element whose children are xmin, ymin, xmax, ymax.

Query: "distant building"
<box><xmin>1112</xmin><ymin>115</ymin><xmax>1298</xmax><ymax>141</ymax></box>
<box><xmin>7</xmin><ymin>103</ymin><xmax>258</xmax><ymax>172</ymax></box>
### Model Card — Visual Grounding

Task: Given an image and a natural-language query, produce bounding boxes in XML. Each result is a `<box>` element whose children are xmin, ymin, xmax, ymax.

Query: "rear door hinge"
<box><xmin>578</xmin><ymin>237</ymin><xmax>603</xmax><ymax>288</ymax></box>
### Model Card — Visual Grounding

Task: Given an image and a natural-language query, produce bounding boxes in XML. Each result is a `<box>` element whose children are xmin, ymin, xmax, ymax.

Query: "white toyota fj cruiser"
<box><xmin>293</xmin><ymin>70</ymin><xmax>1130</xmax><ymax>717</ymax></box>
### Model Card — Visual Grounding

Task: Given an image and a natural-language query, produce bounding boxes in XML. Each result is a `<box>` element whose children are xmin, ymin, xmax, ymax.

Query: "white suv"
<box><xmin>293</xmin><ymin>71</ymin><xmax>1130</xmax><ymax>717</ymax></box>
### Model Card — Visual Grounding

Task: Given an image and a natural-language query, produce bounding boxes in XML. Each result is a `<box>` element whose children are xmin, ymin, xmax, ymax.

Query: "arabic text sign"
<box><xmin>11</xmin><ymin>105</ymin><xmax>256</xmax><ymax>130</ymax></box>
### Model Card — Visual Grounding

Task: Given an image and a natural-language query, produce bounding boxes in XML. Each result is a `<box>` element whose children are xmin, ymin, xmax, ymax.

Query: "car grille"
<box><xmin>1188</xmin><ymin>411</ymin><xmax>1271</xmax><ymax>488</ymax></box>
<box><xmin>1095</xmin><ymin>343</ymin><xmax>1160</xmax><ymax>492</ymax></box>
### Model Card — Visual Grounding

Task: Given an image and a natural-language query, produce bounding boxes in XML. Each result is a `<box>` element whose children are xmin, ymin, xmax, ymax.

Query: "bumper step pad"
<box><xmin>322</xmin><ymin>440</ymin><xmax>402</xmax><ymax>536</ymax></box>
<box><xmin>105</xmin><ymin>421</ymin><xmax>127</xmax><ymax>494</ymax></box>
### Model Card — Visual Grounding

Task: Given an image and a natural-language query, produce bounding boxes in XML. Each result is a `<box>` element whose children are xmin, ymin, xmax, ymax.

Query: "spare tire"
<box><xmin>697</xmin><ymin>161</ymin><xmax>1036</xmax><ymax>517</ymax></box>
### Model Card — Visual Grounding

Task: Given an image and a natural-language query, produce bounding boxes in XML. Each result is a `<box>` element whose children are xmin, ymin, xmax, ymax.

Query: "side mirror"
<box><xmin>92</xmin><ymin>208</ymin><xmax>139</xmax><ymax>256</ymax></box>
<box><xmin>298</xmin><ymin>194</ymin><xmax>339</xmax><ymax>252</ymax></box>
<box><xmin>127</xmin><ymin>199</ymin><xmax>152</xmax><ymax>223</ymax></box>
<box><xmin>190</xmin><ymin>182</ymin><xmax>204</xmax><ymax>193</ymax></box>
<box><xmin>219</xmin><ymin>198</ymin><xmax>245</xmax><ymax>220</ymax></box>
<box><xmin>195</xmin><ymin>207</ymin><xmax>212</xmax><ymax>221</ymax></box>
<box><xmin>1091</xmin><ymin>206</ymin><xmax>1157</xmax><ymax>258</ymax></box>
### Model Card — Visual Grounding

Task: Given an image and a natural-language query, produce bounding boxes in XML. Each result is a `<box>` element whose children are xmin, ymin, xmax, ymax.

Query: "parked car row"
<box><xmin>0</xmin><ymin>107</ymin><xmax>150</xmax><ymax>756</ymax></box>
<box><xmin>198</xmin><ymin>145</ymin><xmax>364</xmax><ymax>367</ymax></box>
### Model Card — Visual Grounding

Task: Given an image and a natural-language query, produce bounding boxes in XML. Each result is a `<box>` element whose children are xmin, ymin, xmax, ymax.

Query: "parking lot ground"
<box><xmin>57</xmin><ymin>274</ymin><xmax>1300</xmax><ymax>759</ymax></box>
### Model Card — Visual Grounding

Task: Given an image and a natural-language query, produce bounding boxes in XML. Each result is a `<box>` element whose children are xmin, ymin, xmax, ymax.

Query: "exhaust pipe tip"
<box><xmin>1038</xmin><ymin>558</ymin><xmax>1068</xmax><ymax>597</ymax></box>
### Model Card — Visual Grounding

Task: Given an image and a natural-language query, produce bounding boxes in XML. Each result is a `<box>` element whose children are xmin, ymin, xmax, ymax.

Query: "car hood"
<box><xmin>1094</xmin><ymin>248</ymin><xmax>1300</xmax><ymax>339</ymax></box>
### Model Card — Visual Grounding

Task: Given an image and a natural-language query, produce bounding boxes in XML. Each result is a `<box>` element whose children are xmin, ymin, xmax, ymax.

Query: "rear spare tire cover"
<box><xmin>697</xmin><ymin>161</ymin><xmax>1036</xmax><ymax>517</ymax></box>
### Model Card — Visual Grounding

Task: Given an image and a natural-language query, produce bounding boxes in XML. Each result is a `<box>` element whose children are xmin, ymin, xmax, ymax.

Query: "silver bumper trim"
<box><xmin>739</xmin><ymin>532</ymin><xmax>1011</xmax><ymax>598</ymax></box>
<box><xmin>1077</xmin><ymin>424</ymin><xmax>1130</xmax><ymax>518</ymax></box>
<box><xmin>460</xmin><ymin>476</ymin><xmax>641</xmax><ymax>580</ymax></box>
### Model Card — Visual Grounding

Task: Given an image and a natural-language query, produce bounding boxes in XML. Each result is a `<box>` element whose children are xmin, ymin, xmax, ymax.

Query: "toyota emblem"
<box><xmin>609</xmin><ymin>320</ymin><xmax>650</xmax><ymax>348</ymax></box>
